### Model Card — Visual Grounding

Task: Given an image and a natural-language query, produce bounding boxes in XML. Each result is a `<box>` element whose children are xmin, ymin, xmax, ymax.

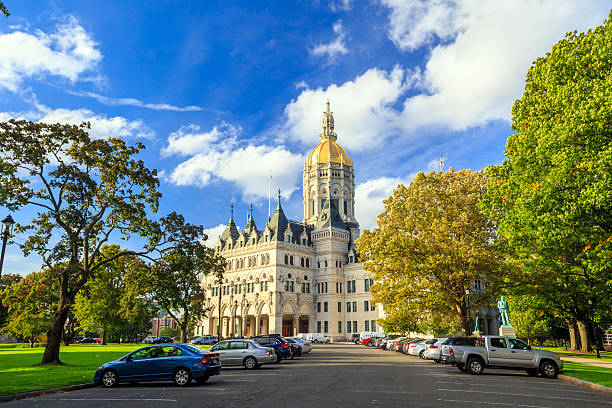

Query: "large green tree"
<box><xmin>74</xmin><ymin>244</ymin><xmax>151</xmax><ymax>344</ymax></box>
<box><xmin>357</xmin><ymin>169</ymin><xmax>509</xmax><ymax>335</ymax></box>
<box><xmin>126</xmin><ymin>212</ymin><xmax>226</xmax><ymax>343</ymax></box>
<box><xmin>482</xmin><ymin>13</ymin><xmax>612</xmax><ymax>352</ymax></box>
<box><xmin>2</xmin><ymin>271</ymin><xmax>55</xmax><ymax>347</ymax></box>
<box><xmin>0</xmin><ymin>2</ymin><xmax>8</xmax><ymax>17</ymax></box>
<box><xmin>0</xmin><ymin>273</ymin><xmax>21</xmax><ymax>329</ymax></box>
<box><xmin>0</xmin><ymin>120</ymin><xmax>161</xmax><ymax>364</ymax></box>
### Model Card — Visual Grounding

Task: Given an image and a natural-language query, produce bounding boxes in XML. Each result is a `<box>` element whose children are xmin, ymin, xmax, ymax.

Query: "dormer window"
<box><xmin>286</xmin><ymin>235</ymin><xmax>291</xmax><ymax>242</ymax></box>
<box><xmin>252</xmin><ymin>238</ymin><xmax>255</xmax><ymax>245</ymax></box>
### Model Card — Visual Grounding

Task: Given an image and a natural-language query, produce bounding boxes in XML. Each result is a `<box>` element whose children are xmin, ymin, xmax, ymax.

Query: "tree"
<box><xmin>508</xmin><ymin>295</ymin><xmax>553</xmax><ymax>345</ymax></box>
<box><xmin>0</xmin><ymin>121</ymin><xmax>161</xmax><ymax>364</ymax></box>
<box><xmin>482</xmin><ymin>13</ymin><xmax>612</xmax><ymax>352</ymax></box>
<box><xmin>159</xmin><ymin>326</ymin><xmax>180</xmax><ymax>339</ymax></box>
<box><xmin>0</xmin><ymin>273</ymin><xmax>21</xmax><ymax>328</ymax></box>
<box><xmin>2</xmin><ymin>271</ymin><xmax>55</xmax><ymax>347</ymax></box>
<box><xmin>74</xmin><ymin>244</ymin><xmax>150</xmax><ymax>344</ymax></box>
<box><xmin>357</xmin><ymin>169</ymin><xmax>508</xmax><ymax>335</ymax></box>
<box><xmin>127</xmin><ymin>212</ymin><xmax>226</xmax><ymax>343</ymax></box>
<box><xmin>0</xmin><ymin>2</ymin><xmax>8</xmax><ymax>17</ymax></box>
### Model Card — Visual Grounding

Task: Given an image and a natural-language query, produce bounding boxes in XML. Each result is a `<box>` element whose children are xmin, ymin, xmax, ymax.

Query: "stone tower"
<box><xmin>303</xmin><ymin>101</ymin><xmax>359</xmax><ymax>239</ymax></box>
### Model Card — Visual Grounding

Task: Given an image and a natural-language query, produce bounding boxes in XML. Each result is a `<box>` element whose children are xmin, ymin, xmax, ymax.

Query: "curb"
<box><xmin>559</xmin><ymin>375</ymin><xmax>612</xmax><ymax>394</ymax></box>
<box><xmin>0</xmin><ymin>382</ymin><xmax>97</xmax><ymax>403</ymax></box>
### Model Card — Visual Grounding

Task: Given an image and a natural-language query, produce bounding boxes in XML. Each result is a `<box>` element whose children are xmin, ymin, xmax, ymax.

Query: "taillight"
<box><xmin>449</xmin><ymin>347</ymin><xmax>454</xmax><ymax>356</ymax></box>
<box><xmin>410</xmin><ymin>345</ymin><xmax>416</xmax><ymax>347</ymax></box>
<box><xmin>200</xmin><ymin>355</ymin><xmax>211</xmax><ymax>364</ymax></box>
<box><xmin>268</xmin><ymin>350</ymin><xmax>273</xmax><ymax>355</ymax></box>
<box><xmin>430</xmin><ymin>345</ymin><xmax>438</xmax><ymax>349</ymax></box>
<box><xmin>281</xmin><ymin>343</ymin><xmax>288</xmax><ymax>347</ymax></box>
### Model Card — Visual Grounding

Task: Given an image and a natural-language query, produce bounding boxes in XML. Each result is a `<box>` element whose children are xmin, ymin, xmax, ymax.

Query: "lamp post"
<box><xmin>0</xmin><ymin>214</ymin><xmax>15</xmax><ymax>278</ymax></box>
<box><xmin>217</xmin><ymin>277</ymin><xmax>223</xmax><ymax>340</ymax></box>
<box><xmin>465</xmin><ymin>288</ymin><xmax>471</xmax><ymax>336</ymax></box>
<box><xmin>588</xmin><ymin>299</ymin><xmax>601</xmax><ymax>359</ymax></box>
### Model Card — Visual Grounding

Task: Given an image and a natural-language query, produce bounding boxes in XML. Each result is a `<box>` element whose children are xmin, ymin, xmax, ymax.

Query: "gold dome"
<box><xmin>307</xmin><ymin>139</ymin><xmax>351</xmax><ymax>166</ymax></box>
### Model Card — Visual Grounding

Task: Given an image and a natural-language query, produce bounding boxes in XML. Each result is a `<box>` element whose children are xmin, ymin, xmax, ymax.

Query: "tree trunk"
<box><xmin>29</xmin><ymin>336</ymin><xmax>35</xmax><ymax>348</ymax></box>
<box><xmin>577</xmin><ymin>319</ymin><xmax>591</xmax><ymax>353</ymax></box>
<box><xmin>41</xmin><ymin>305</ymin><xmax>70</xmax><ymax>364</ymax></box>
<box><xmin>102</xmin><ymin>327</ymin><xmax>107</xmax><ymax>345</ymax></box>
<box><xmin>567</xmin><ymin>317</ymin><xmax>578</xmax><ymax>351</ymax></box>
<box><xmin>456</xmin><ymin>303</ymin><xmax>469</xmax><ymax>336</ymax></box>
<box><xmin>180</xmin><ymin>322</ymin><xmax>188</xmax><ymax>343</ymax></box>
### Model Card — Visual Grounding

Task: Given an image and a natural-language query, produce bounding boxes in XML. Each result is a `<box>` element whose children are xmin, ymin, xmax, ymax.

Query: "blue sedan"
<box><xmin>94</xmin><ymin>344</ymin><xmax>221</xmax><ymax>387</ymax></box>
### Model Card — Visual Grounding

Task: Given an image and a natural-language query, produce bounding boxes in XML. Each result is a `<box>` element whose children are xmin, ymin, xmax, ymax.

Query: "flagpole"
<box><xmin>268</xmin><ymin>169</ymin><xmax>272</xmax><ymax>221</ymax></box>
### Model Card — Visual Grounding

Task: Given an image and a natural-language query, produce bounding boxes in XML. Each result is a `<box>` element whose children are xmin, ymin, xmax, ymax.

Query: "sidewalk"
<box><xmin>560</xmin><ymin>356</ymin><xmax>612</xmax><ymax>369</ymax></box>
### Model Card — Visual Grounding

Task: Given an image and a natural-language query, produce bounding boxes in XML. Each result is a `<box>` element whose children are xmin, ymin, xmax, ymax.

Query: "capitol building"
<box><xmin>196</xmin><ymin>102</ymin><xmax>384</xmax><ymax>341</ymax></box>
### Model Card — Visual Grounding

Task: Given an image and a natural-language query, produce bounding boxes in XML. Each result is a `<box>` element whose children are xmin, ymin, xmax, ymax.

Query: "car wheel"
<box><xmin>525</xmin><ymin>368</ymin><xmax>539</xmax><ymax>377</ymax></box>
<box><xmin>456</xmin><ymin>363</ymin><xmax>465</xmax><ymax>372</ymax></box>
<box><xmin>243</xmin><ymin>356</ymin><xmax>257</xmax><ymax>370</ymax></box>
<box><xmin>540</xmin><ymin>360</ymin><xmax>558</xmax><ymax>379</ymax></box>
<box><xmin>196</xmin><ymin>375</ymin><xmax>209</xmax><ymax>384</ymax></box>
<box><xmin>101</xmin><ymin>369</ymin><xmax>118</xmax><ymax>388</ymax></box>
<box><xmin>274</xmin><ymin>352</ymin><xmax>282</xmax><ymax>364</ymax></box>
<box><xmin>419</xmin><ymin>350</ymin><xmax>425</xmax><ymax>359</ymax></box>
<box><xmin>173</xmin><ymin>367</ymin><xmax>192</xmax><ymax>386</ymax></box>
<box><xmin>466</xmin><ymin>357</ymin><xmax>484</xmax><ymax>375</ymax></box>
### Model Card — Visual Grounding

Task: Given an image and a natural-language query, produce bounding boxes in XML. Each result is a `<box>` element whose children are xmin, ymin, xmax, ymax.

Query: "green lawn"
<box><xmin>537</xmin><ymin>346</ymin><xmax>612</xmax><ymax>362</ymax></box>
<box><xmin>560</xmin><ymin>361</ymin><xmax>612</xmax><ymax>388</ymax></box>
<box><xmin>0</xmin><ymin>343</ymin><xmax>210</xmax><ymax>396</ymax></box>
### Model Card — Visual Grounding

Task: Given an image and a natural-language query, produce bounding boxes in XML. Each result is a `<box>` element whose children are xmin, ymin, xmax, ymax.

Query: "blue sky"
<box><xmin>0</xmin><ymin>0</ymin><xmax>609</xmax><ymax>275</ymax></box>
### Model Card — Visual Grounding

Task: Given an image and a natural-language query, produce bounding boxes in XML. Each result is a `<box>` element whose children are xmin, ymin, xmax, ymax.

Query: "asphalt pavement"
<box><xmin>4</xmin><ymin>343</ymin><xmax>611</xmax><ymax>407</ymax></box>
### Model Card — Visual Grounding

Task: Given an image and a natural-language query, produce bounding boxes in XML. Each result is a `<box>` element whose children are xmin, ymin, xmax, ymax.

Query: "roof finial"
<box><xmin>249</xmin><ymin>203</ymin><xmax>253</xmax><ymax>218</ymax></box>
<box><xmin>321</xmin><ymin>100</ymin><xmax>337</xmax><ymax>142</ymax></box>
<box><xmin>326</xmin><ymin>99</ymin><xmax>330</xmax><ymax>113</ymax></box>
<box><xmin>277</xmin><ymin>188</ymin><xmax>281</xmax><ymax>202</ymax></box>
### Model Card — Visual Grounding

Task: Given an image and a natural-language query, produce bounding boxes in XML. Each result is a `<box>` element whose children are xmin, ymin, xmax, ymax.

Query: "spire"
<box><xmin>321</xmin><ymin>100</ymin><xmax>337</xmax><ymax>142</ymax></box>
<box><xmin>267</xmin><ymin>188</ymin><xmax>289</xmax><ymax>241</ymax></box>
<box><xmin>244</xmin><ymin>203</ymin><xmax>257</xmax><ymax>233</ymax></box>
<box><xmin>220</xmin><ymin>203</ymin><xmax>239</xmax><ymax>241</ymax></box>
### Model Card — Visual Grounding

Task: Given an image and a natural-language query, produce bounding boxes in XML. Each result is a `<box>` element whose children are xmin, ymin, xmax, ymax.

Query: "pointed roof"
<box><xmin>267</xmin><ymin>189</ymin><xmax>289</xmax><ymax>241</ymax></box>
<box><xmin>321</xmin><ymin>100</ymin><xmax>337</xmax><ymax>142</ymax></box>
<box><xmin>315</xmin><ymin>192</ymin><xmax>346</xmax><ymax>230</ymax></box>
<box><xmin>220</xmin><ymin>204</ymin><xmax>240</xmax><ymax>241</ymax></box>
<box><xmin>244</xmin><ymin>203</ymin><xmax>257</xmax><ymax>234</ymax></box>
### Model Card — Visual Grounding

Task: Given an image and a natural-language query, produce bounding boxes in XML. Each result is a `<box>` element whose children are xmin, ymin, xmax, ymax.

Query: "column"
<box><xmin>243</xmin><ymin>315</ymin><xmax>248</xmax><ymax>337</ymax></box>
<box><xmin>255</xmin><ymin>315</ymin><xmax>261</xmax><ymax>336</ymax></box>
<box><xmin>230</xmin><ymin>313</ymin><xmax>236</xmax><ymax>337</ymax></box>
<box><xmin>293</xmin><ymin>315</ymin><xmax>299</xmax><ymax>336</ymax></box>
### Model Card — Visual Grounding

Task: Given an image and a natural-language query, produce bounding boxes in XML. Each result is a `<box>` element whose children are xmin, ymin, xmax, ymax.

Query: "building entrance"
<box><xmin>299</xmin><ymin>316</ymin><xmax>309</xmax><ymax>334</ymax></box>
<box><xmin>282</xmin><ymin>317</ymin><xmax>294</xmax><ymax>337</ymax></box>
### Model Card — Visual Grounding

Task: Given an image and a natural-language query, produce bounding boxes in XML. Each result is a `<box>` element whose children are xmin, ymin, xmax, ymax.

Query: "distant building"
<box><xmin>152</xmin><ymin>316</ymin><xmax>178</xmax><ymax>337</ymax></box>
<box><xmin>196</xmin><ymin>102</ymin><xmax>383</xmax><ymax>341</ymax></box>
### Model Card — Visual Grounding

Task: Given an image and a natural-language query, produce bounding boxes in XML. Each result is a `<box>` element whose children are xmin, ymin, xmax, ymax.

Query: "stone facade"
<box><xmin>196</xmin><ymin>102</ymin><xmax>383</xmax><ymax>341</ymax></box>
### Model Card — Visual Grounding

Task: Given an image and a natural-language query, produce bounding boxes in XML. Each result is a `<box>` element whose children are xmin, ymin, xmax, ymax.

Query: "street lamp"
<box><xmin>0</xmin><ymin>214</ymin><xmax>15</xmax><ymax>278</ymax></box>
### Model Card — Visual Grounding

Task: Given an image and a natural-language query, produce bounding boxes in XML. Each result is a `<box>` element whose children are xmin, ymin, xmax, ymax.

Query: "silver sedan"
<box><xmin>209</xmin><ymin>339</ymin><xmax>276</xmax><ymax>369</ymax></box>
<box><xmin>287</xmin><ymin>337</ymin><xmax>312</xmax><ymax>353</ymax></box>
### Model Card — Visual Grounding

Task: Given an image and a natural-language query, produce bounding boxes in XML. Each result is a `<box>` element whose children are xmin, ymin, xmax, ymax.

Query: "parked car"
<box><xmin>361</xmin><ymin>336</ymin><xmax>380</xmax><ymax>346</ymax></box>
<box><xmin>71</xmin><ymin>336</ymin><xmax>84</xmax><ymax>344</ymax></box>
<box><xmin>408</xmin><ymin>339</ymin><xmax>437</xmax><ymax>357</ymax></box>
<box><xmin>399</xmin><ymin>338</ymin><xmax>421</xmax><ymax>354</ymax></box>
<box><xmin>143</xmin><ymin>336</ymin><xmax>158</xmax><ymax>344</ymax></box>
<box><xmin>351</xmin><ymin>334</ymin><xmax>361</xmax><ymax>344</ymax></box>
<box><xmin>359</xmin><ymin>331</ymin><xmax>386</xmax><ymax>344</ymax></box>
<box><xmin>156</xmin><ymin>337</ymin><xmax>174</xmax><ymax>344</ymax></box>
<box><xmin>191</xmin><ymin>336</ymin><xmax>218</xmax><ymax>345</ymax></box>
<box><xmin>287</xmin><ymin>337</ymin><xmax>312</xmax><ymax>354</ymax></box>
<box><xmin>248</xmin><ymin>336</ymin><xmax>292</xmax><ymax>362</ymax></box>
<box><xmin>76</xmin><ymin>337</ymin><xmax>97</xmax><ymax>344</ymax></box>
<box><xmin>285</xmin><ymin>338</ymin><xmax>309</xmax><ymax>356</ymax></box>
<box><xmin>376</xmin><ymin>338</ymin><xmax>388</xmax><ymax>349</ymax></box>
<box><xmin>304</xmin><ymin>333</ymin><xmax>330</xmax><ymax>343</ymax></box>
<box><xmin>94</xmin><ymin>344</ymin><xmax>221</xmax><ymax>387</ymax></box>
<box><xmin>450</xmin><ymin>336</ymin><xmax>563</xmax><ymax>378</ymax></box>
<box><xmin>440</xmin><ymin>337</ymin><xmax>480</xmax><ymax>364</ymax></box>
<box><xmin>209</xmin><ymin>339</ymin><xmax>276</xmax><ymax>369</ymax></box>
<box><xmin>423</xmin><ymin>338</ymin><xmax>448</xmax><ymax>362</ymax></box>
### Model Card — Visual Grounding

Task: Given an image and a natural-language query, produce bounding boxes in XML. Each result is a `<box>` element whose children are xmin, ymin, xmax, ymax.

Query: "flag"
<box><xmin>440</xmin><ymin>155</ymin><xmax>445</xmax><ymax>170</ymax></box>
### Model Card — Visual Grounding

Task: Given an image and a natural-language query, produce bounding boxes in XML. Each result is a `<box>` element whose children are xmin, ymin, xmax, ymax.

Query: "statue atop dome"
<box><xmin>321</xmin><ymin>100</ymin><xmax>337</xmax><ymax>142</ymax></box>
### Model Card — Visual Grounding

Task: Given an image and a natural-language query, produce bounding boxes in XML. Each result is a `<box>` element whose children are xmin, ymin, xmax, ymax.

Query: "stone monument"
<box><xmin>497</xmin><ymin>296</ymin><xmax>516</xmax><ymax>337</ymax></box>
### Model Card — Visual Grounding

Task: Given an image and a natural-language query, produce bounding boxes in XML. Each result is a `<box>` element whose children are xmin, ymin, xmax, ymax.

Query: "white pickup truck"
<box><xmin>449</xmin><ymin>336</ymin><xmax>563</xmax><ymax>378</ymax></box>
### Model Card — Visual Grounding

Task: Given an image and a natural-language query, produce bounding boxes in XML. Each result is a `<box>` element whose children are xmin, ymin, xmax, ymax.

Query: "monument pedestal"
<box><xmin>500</xmin><ymin>326</ymin><xmax>516</xmax><ymax>337</ymax></box>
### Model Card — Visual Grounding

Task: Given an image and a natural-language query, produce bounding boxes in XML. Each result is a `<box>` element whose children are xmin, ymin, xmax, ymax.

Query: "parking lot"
<box><xmin>4</xmin><ymin>343</ymin><xmax>611</xmax><ymax>407</ymax></box>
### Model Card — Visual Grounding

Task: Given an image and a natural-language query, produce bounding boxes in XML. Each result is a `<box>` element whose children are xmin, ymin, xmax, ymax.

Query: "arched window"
<box><xmin>290</xmin><ymin>256</ymin><xmax>294</xmax><ymax>265</ymax></box>
<box><xmin>284</xmin><ymin>254</ymin><xmax>289</xmax><ymax>265</ymax></box>
<box><xmin>300</xmin><ymin>257</ymin><xmax>305</xmax><ymax>267</ymax></box>
<box><xmin>324</xmin><ymin>260</ymin><xmax>328</xmax><ymax>267</ymax></box>
<box><xmin>306</xmin><ymin>258</ymin><xmax>310</xmax><ymax>268</ymax></box>
<box><xmin>317</xmin><ymin>261</ymin><xmax>320</xmax><ymax>268</ymax></box>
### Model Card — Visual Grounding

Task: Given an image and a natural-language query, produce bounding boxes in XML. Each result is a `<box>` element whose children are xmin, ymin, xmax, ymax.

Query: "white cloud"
<box><xmin>330</xmin><ymin>0</ymin><xmax>352</xmax><ymax>12</ymax></box>
<box><xmin>4</xmin><ymin>104</ymin><xmax>153</xmax><ymax>140</ymax></box>
<box><xmin>0</xmin><ymin>16</ymin><xmax>101</xmax><ymax>92</ymax></box>
<box><xmin>310</xmin><ymin>20</ymin><xmax>348</xmax><ymax>63</ymax></box>
<box><xmin>285</xmin><ymin>1</ymin><xmax>609</xmax><ymax>146</ymax></box>
<box><xmin>69</xmin><ymin>90</ymin><xmax>204</xmax><ymax>112</ymax></box>
<box><xmin>355</xmin><ymin>175</ymin><xmax>414</xmax><ymax>231</ymax></box>
<box><xmin>164</xmin><ymin>124</ymin><xmax>304</xmax><ymax>201</ymax></box>
<box><xmin>282</xmin><ymin>66</ymin><xmax>411</xmax><ymax>151</ymax></box>
<box><xmin>201</xmin><ymin>224</ymin><xmax>226</xmax><ymax>247</ymax></box>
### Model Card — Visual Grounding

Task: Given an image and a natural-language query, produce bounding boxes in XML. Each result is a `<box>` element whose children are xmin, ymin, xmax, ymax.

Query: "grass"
<box><xmin>536</xmin><ymin>346</ymin><xmax>612</xmax><ymax>362</ymax></box>
<box><xmin>560</xmin><ymin>361</ymin><xmax>612</xmax><ymax>388</ymax></box>
<box><xmin>0</xmin><ymin>343</ymin><xmax>211</xmax><ymax>396</ymax></box>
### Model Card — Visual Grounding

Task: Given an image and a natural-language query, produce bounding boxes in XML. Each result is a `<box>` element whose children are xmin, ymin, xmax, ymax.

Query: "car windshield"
<box><xmin>182</xmin><ymin>345</ymin><xmax>206</xmax><ymax>354</ymax></box>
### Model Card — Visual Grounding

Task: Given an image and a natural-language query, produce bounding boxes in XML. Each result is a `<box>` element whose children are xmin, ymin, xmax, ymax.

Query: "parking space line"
<box><xmin>436</xmin><ymin>381</ymin><xmax>595</xmax><ymax>393</ymax></box>
<box><xmin>56</xmin><ymin>398</ymin><xmax>178</xmax><ymax>402</ymax></box>
<box><xmin>436</xmin><ymin>389</ymin><xmax>612</xmax><ymax>404</ymax></box>
<box><xmin>438</xmin><ymin>398</ymin><xmax>550</xmax><ymax>408</ymax></box>
<box><xmin>435</xmin><ymin>375</ymin><xmax>533</xmax><ymax>383</ymax></box>
<box><xmin>221</xmin><ymin>379</ymin><xmax>257</xmax><ymax>382</ymax></box>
